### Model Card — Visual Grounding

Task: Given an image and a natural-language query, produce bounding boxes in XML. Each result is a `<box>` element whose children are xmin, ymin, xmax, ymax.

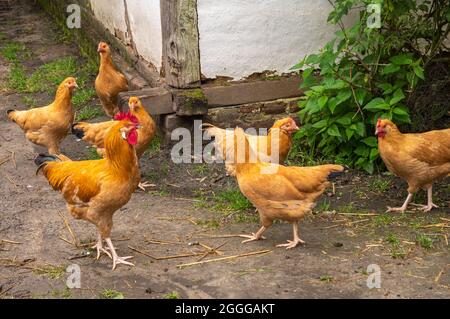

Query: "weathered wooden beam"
<box><xmin>173</xmin><ymin>88</ymin><xmax>208</xmax><ymax>116</ymax></box>
<box><xmin>160</xmin><ymin>0</ymin><xmax>201</xmax><ymax>88</ymax></box>
<box><xmin>118</xmin><ymin>87</ymin><xmax>174</xmax><ymax>115</ymax></box>
<box><xmin>203</xmin><ymin>76</ymin><xmax>303</xmax><ymax>108</ymax></box>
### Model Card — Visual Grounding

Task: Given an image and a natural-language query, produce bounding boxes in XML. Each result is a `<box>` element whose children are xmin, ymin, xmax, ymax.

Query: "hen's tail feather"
<box><xmin>327</xmin><ymin>165</ymin><xmax>348</xmax><ymax>181</ymax></box>
<box><xmin>71</xmin><ymin>123</ymin><xmax>85</xmax><ymax>139</ymax></box>
<box><xmin>6</xmin><ymin>109</ymin><xmax>16</xmax><ymax>121</ymax></box>
<box><xmin>34</xmin><ymin>153</ymin><xmax>60</xmax><ymax>175</ymax></box>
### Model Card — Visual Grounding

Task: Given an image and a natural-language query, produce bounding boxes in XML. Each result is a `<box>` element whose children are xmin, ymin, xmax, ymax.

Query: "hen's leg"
<box><xmin>105</xmin><ymin>238</ymin><xmax>135</xmax><ymax>270</ymax></box>
<box><xmin>91</xmin><ymin>233</ymin><xmax>112</xmax><ymax>260</ymax></box>
<box><xmin>277</xmin><ymin>222</ymin><xmax>305</xmax><ymax>249</ymax></box>
<box><xmin>240</xmin><ymin>226</ymin><xmax>267</xmax><ymax>243</ymax></box>
<box><xmin>386</xmin><ymin>193</ymin><xmax>413</xmax><ymax>213</ymax></box>
<box><xmin>419</xmin><ymin>186</ymin><xmax>438</xmax><ymax>212</ymax></box>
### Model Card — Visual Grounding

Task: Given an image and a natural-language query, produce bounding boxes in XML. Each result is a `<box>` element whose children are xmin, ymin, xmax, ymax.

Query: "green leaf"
<box><xmin>389</xmin><ymin>89</ymin><xmax>405</xmax><ymax>105</ymax></box>
<box><xmin>328</xmin><ymin>97</ymin><xmax>338</xmax><ymax>114</ymax></box>
<box><xmin>413</xmin><ymin>65</ymin><xmax>425</xmax><ymax>80</ymax></box>
<box><xmin>390</xmin><ymin>53</ymin><xmax>413</xmax><ymax>65</ymax></box>
<box><xmin>327</xmin><ymin>124</ymin><xmax>341</xmax><ymax>137</ymax></box>
<box><xmin>363</xmin><ymin>161</ymin><xmax>374</xmax><ymax>174</ymax></box>
<box><xmin>370</xmin><ymin>148</ymin><xmax>379</xmax><ymax>161</ymax></box>
<box><xmin>302</xmin><ymin>67</ymin><xmax>314</xmax><ymax>79</ymax></box>
<box><xmin>377</xmin><ymin>83</ymin><xmax>393</xmax><ymax>95</ymax></box>
<box><xmin>312</xmin><ymin>119</ymin><xmax>328</xmax><ymax>129</ymax></box>
<box><xmin>392</xmin><ymin>105</ymin><xmax>409</xmax><ymax>116</ymax></box>
<box><xmin>305</xmin><ymin>54</ymin><xmax>320</xmax><ymax>64</ymax></box>
<box><xmin>362</xmin><ymin>136</ymin><xmax>378</xmax><ymax>147</ymax></box>
<box><xmin>311</xmin><ymin>86</ymin><xmax>325</xmax><ymax>93</ymax></box>
<box><xmin>355</xmin><ymin>122</ymin><xmax>366</xmax><ymax>137</ymax></box>
<box><xmin>336</xmin><ymin>114</ymin><xmax>352</xmax><ymax>126</ymax></box>
<box><xmin>291</xmin><ymin>59</ymin><xmax>305</xmax><ymax>70</ymax></box>
<box><xmin>345</xmin><ymin>128</ymin><xmax>354</xmax><ymax>140</ymax></box>
<box><xmin>335</xmin><ymin>90</ymin><xmax>352</xmax><ymax>106</ymax></box>
<box><xmin>318</xmin><ymin>96</ymin><xmax>329</xmax><ymax>108</ymax></box>
<box><xmin>382</xmin><ymin>64</ymin><xmax>401</xmax><ymax>75</ymax></box>
<box><xmin>364</xmin><ymin>98</ymin><xmax>390</xmax><ymax>111</ymax></box>
<box><xmin>354</xmin><ymin>88</ymin><xmax>367</xmax><ymax>106</ymax></box>
<box><xmin>354</xmin><ymin>145</ymin><xmax>369</xmax><ymax>157</ymax></box>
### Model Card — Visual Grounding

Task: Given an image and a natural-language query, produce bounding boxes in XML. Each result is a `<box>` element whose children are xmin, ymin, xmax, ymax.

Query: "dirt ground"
<box><xmin>0</xmin><ymin>1</ymin><xmax>449</xmax><ymax>299</ymax></box>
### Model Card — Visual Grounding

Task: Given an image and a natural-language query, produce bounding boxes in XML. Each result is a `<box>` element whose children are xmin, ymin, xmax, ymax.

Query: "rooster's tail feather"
<box><xmin>34</xmin><ymin>153</ymin><xmax>60</xmax><ymax>175</ymax></box>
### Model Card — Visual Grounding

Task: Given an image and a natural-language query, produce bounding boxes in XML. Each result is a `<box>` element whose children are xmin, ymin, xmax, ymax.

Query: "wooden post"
<box><xmin>160</xmin><ymin>0</ymin><xmax>201</xmax><ymax>89</ymax></box>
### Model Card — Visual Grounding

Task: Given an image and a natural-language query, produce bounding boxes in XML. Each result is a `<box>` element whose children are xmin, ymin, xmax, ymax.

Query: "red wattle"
<box><xmin>127</xmin><ymin>129</ymin><xmax>138</xmax><ymax>145</ymax></box>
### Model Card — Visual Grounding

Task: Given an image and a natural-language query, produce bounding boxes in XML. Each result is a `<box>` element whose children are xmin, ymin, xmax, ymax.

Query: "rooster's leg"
<box><xmin>386</xmin><ymin>193</ymin><xmax>413</xmax><ymax>213</ymax></box>
<box><xmin>105</xmin><ymin>238</ymin><xmax>135</xmax><ymax>270</ymax></box>
<box><xmin>419</xmin><ymin>186</ymin><xmax>439</xmax><ymax>212</ymax></box>
<box><xmin>240</xmin><ymin>226</ymin><xmax>267</xmax><ymax>243</ymax></box>
<box><xmin>91</xmin><ymin>233</ymin><xmax>112</xmax><ymax>260</ymax></box>
<box><xmin>276</xmin><ymin>222</ymin><xmax>305</xmax><ymax>250</ymax></box>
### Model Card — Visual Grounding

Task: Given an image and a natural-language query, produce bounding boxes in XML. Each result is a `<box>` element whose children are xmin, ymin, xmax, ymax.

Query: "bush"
<box><xmin>293</xmin><ymin>0</ymin><xmax>450</xmax><ymax>173</ymax></box>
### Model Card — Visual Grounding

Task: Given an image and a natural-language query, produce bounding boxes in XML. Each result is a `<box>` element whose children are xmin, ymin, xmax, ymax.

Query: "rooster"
<box><xmin>95</xmin><ymin>42</ymin><xmax>128</xmax><ymax>117</ymax></box>
<box><xmin>7</xmin><ymin>77</ymin><xmax>77</xmax><ymax>155</ymax></box>
<box><xmin>35</xmin><ymin>113</ymin><xmax>140</xmax><ymax>270</ymax></box>
<box><xmin>376</xmin><ymin>119</ymin><xmax>450</xmax><ymax>212</ymax></box>
<box><xmin>72</xmin><ymin>97</ymin><xmax>156</xmax><ymax>190</ymax></box>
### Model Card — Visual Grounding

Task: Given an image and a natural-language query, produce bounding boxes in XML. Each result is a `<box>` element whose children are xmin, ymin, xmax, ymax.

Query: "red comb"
<box><xmin>114</xmin><ymin>111</ymin><xmax>139</xmax><ymax>125</ymax></box>
<box><xmin>377</xmin><ymin>118</ymin><xmax>382</xmax><ymax>125</ymax></box>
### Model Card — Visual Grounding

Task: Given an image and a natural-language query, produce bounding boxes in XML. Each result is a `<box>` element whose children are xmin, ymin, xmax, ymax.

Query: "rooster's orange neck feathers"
<box><xmin>104</xmin><ymin>123</ymin><xmax>136</xmax><ymax>174</ymax></box>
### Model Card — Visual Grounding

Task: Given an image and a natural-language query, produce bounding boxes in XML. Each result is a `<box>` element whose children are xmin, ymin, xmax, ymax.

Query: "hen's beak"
<box><xmin>375</xmin><ymin>127</ymin><xmax>379</xmax><ymax>135</ymax></box>
<box><xmin>291</xmin><ymin>122</ymin><xmax>300</xmax><ymax>132</ymax></box>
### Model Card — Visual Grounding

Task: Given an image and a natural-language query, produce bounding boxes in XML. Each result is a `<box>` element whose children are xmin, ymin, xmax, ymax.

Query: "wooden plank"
<box><xmin>160</xmin><ymin>0</ymin><xmax>201</xmax><ymax>88</ymax></box>
<box><xmin>203</xmin><ymin>77</ymin><xmax>304</xmax><ymax>108</ymax></box>
<box><xmin>118</xmin><ymin>87</ymin><xmax>174</xmax><ymax>115</ymax></box>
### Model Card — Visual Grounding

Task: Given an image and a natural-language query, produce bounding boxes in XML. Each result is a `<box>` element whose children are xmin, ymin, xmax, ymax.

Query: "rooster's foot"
<box><xmin>91</xmin><ymin>235</ymin><xmax>112</xmax><ymax>260</ymax></box>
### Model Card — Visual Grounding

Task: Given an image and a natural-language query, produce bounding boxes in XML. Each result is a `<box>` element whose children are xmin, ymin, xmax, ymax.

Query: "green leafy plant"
<box><xmin>293</xmin><ymin>0</ymin><xmax>450</xmax><ymax>173</ymax></box>
<box><xmin>100</xmin><ymin>289</ymin><xmax>124</xmax><ymax>299</ymax></box>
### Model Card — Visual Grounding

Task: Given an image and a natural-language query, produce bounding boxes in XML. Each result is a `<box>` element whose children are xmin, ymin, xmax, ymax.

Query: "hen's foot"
<box><xmin>276</xmin><ymin>238</ymin><xmax>305</xmax><ymax>250</ymax></box>
<box><xmin>138</xmin><ymin>181</ymin><xmax>156</xmax><ymax>191</ymax></box>
<box><xmin>240</xmin><ymin>233</ymin><xmax>266</xmax><ymax>244</ymax></box>
<box><xmin>112</xmin><ymin>256</ymin><xmax>135</xmax><ymax>271</ymax></box>
<box><xmin>385</xmin><ymin>206</ymin><xmax>406</xmax><ymax>213</ymax></box>
<box><xmin>418</xmin><ymin>203</ymin><xmax>438</xmax><ymax>212</ymax></box>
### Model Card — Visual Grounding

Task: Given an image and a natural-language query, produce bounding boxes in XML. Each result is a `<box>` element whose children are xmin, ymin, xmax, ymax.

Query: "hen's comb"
<box><xmin>377</xmin><ymin>118</ymin><xmax>382</xmax><ymax>126</ymax></box>
<box><xmin>114</xmin><ymin>111</ymin><xmax>139</xmax><ymax>124</ymax></box>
